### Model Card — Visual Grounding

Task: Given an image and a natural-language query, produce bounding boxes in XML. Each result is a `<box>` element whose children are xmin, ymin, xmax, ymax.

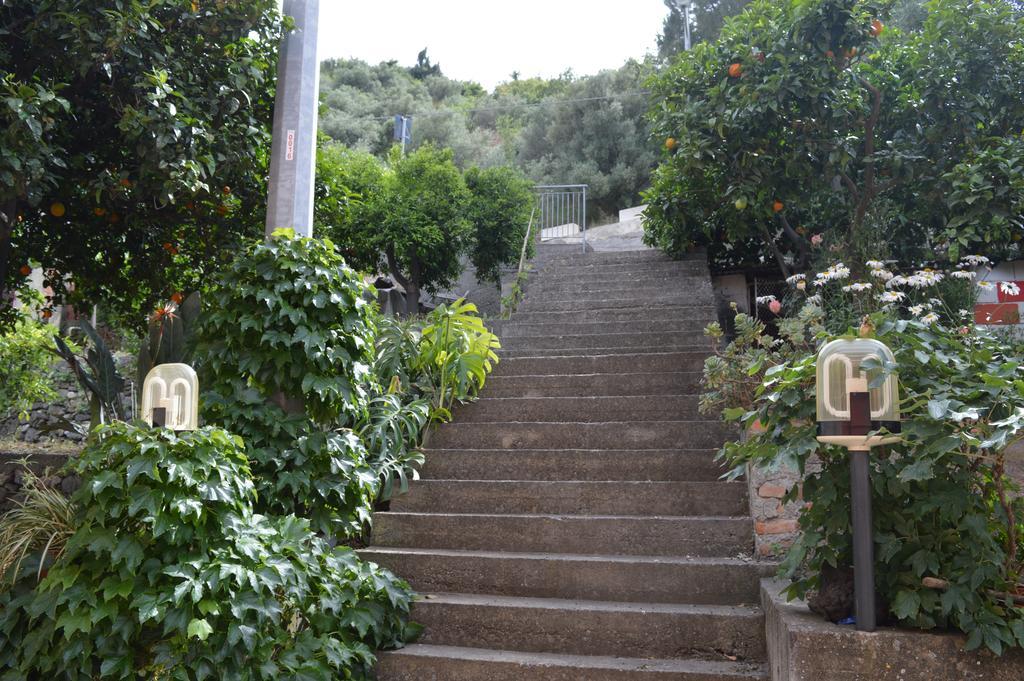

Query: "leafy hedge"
<box><xmin>706</xmin><ymin>270</ymin><xmax>1024</xmax><ymax>653</ymax></box>
<box><xmin>0</xmin><ymin>423</ymin><xmax>414</xmax><ymax>679</ymax></box>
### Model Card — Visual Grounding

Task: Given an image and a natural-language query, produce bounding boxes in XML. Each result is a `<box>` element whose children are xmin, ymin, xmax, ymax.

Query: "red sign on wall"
<box><xmin>975</xmin><ymin>303</ymin><xmax>1021</xmax><ymax>325</ymax></box>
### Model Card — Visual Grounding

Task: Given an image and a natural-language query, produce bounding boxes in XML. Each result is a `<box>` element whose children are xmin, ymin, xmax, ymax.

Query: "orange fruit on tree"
<box><xmin>19</xmin><ymin>265</ymin><xmax>32</xmax><ymax>276</ymax></box>
<box><xmin>41</xmin><ymin>309</ymin><xmax>53</xmax><ymax>320</ymax></box>
<box><xmin>50</xmin><ymin>202</ymin><xmax>65</xmax><ymax>217</ymax></box>
<box><xmin>93</xmin><ymin>207</ymin><xmax>106</xmax><ymax>216</ymax></box>
<box><xmin>171</xmin><ymin>292</ymin><xmax>184</xmax><ymax>304</ymax></box>
<box><xmin>120</xmin><ymin>178</ymin><xmax>133</xmax><ymax>188</ymax></box>
<box><xmin>216</xmin><ymin>204</ymin><xmax>229</xmax><ymax>216</ymax></box>
<box><xmin>108</xmin><ymin>212</ymin><xmax>121</xmax><ymax>223</ymax></box>
<box><xmin>870</xmin><ymin>19</ymin><xmax>884</xmax><ymax>37</ymax></box>
<box><xmin>728</xmin><ymin>63</ymin><xmax>743</xmax><ymax>78</ymax></box>
<box><xmin>665</xmin><ymin>137</ymin><xmax>677</xmax><ymax>150</ymax></box>
<box><xmin>825</xmin><ymin>49</ymin><xmax>835</xmax><ymax>59</ymax></box>
<box><xmin>222</xmin><ymin>186</ymin><xmax>231</xmax><ymax>195</ymax></box>
<box><xmin>772</xmin><ymin>200</ymin><xmax>784</xmax><ymax>213</ymax></box>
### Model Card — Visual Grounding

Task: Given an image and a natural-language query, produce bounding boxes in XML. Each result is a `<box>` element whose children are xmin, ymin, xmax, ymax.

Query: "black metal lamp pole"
<box><xmin>848</xmin><ymin>389</ymin><xmax>876</xmax><ymax>632</ymax></box>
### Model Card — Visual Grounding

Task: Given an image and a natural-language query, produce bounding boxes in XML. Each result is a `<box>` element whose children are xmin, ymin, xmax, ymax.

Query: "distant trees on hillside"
<box><xmin>317</xmin><ymin>56</ymin><xmax>657</xmax><ymax>223</ymax></box>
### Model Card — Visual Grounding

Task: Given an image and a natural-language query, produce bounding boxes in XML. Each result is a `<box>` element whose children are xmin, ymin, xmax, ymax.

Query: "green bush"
<box><xmin>0</xmin><ymin>422</ymin><xmax>414</xmax><ymax>679</ymax></box>
<box><xmin>196</xmin><ymin>229</ymin><xmax>380</xmax><ymax>537</ymax></box>
<box><xmin>0</xmin><ymin>318</ymin><xmax>59</xmax><ymax>421</ymax></box>
<box><xmin>706</xmin><ymin>265</ymin><xmax>1024</xmax><ymax>653</ymax></box>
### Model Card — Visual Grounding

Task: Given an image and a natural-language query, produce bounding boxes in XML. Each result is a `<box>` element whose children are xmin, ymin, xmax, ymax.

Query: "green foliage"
<box><xmin>198</xmin><ymin>229</ymin><xmax>376</xmax><ymax>425</ymax></box>
<box><xmin>315</xmin><ymin>144</ymin><xmax>383</xmax><ymax>273</ymax></box>
<box><xmin>196</xmin><ymin>230</ymin><xmax>378</xmax><ymax>536</ymax></box>
<box><xmin>52</xmin><ymin>319</ymin><xmax>127</xmax><ymax>430</ymax></box>
<box><xmin>0</xmin><ymin>465</ymin><xmax>75</xmax><ymax>589</ymax></box>
<box><xmin>706</xmin><ymin>294</ymin><xmax>1024</xmax><ymax>652</ymax></box>
<box><xmin>322</xmin><ymin>145</ymin><xmax>533</xmax><ymax>310</ymax></box>
<box><xmin>464</xmin><ymin>165</ymin><xmax>536</xmax><ymax>287</ymax></box>
<box><xmin>644</xmin><ymin>0</ymin><xmax>1024</xmax><ymax>274</ymax></box>
<box><xmin>415</xmin><ymin>299</ymin><xmax>500</xmax><ymax>420</ymax></box>
<box><xmin>0</xmin><ymin>1</ymin><xmax>283</xmax><ymax>329</ymax></box>
<box><xmin>0</xmin><ymin>317</ymin><xmax>59</xmax><ymax>420</ymax></box>
<box><xmin>317</xmin><ymin>57</ymin><xmax>657</xmax><ymax>220</ymax></box>
<box><xmin>358</xmin><ymin>395</ymin><xmax>429</xmax><ymax>501</ymax></box>
<box><xmin>136</xmin><ymin>291</ymin><xmax>201</xmax><ymax>390</ymax></box>
<box><xmin>0</xmin><ymin>422</ymin><xmax>414</xmax><ymax>679</ymax></box>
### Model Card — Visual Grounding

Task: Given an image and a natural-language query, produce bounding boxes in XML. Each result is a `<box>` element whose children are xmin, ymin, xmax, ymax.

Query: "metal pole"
<box><xmin>682</xmin><ymin>2</ymin><xmax>692</xmax><ymax>51</ymax></box>
<box><xmin>850</xmin><ymin>447</ymin><xmax>876</xmax><ymax>632</ymax></box>
<box><xmin>266</xmin><ymin>0</ymin><xmax>321</xmax><ymax>238</ymax></box>
<box><xmin>582</xmin><ymin>187</ymin><xmax>587</xmax><ymax>252</ymax></box>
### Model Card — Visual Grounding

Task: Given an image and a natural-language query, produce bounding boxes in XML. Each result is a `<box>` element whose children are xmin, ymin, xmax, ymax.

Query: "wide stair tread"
<box><xmin>380</xmin><ymin>645</ymin><xmax>768</xmax><ymax>680</ymax></box>
<box><xmin>374</xmin><ymin>248</ymin><xmax>768</xmax><ymax>679</ymax></box>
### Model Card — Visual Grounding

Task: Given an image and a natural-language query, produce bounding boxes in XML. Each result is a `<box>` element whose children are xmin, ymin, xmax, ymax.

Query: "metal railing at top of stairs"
<box><xmin>535</xmin><ymin>184</ymin><xmax>587</xmax><ymax>253</ymax></box>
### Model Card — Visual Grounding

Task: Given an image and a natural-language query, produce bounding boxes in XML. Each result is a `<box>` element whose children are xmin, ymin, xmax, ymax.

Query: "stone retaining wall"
<box><xmin>0</xmin><ymin>451</ymin><xmax>79</xmax><ymax>514</ymax></box>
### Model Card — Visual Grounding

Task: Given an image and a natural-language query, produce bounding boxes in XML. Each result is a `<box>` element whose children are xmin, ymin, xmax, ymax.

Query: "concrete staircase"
<box><xmin>366</xmin><ymin>247</ymin><xmax>774</xmax><ymax>679</ymax></box>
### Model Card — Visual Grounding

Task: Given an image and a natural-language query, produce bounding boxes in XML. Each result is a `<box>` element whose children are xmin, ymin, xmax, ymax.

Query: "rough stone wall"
<box><xmin>0</xmin><ymin>356</ymin><xmax>134</xmax><ymax>445</ymax></box>
<box><xmin>0</xmin><ymin>453</ymin><xmax>80</xmax><ymax>514</ymax></box>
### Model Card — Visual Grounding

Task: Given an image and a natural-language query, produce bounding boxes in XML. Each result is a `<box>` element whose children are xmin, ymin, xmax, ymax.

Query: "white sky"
<box><xmin>317</xmin><ymin>0</ymin><xmax>669</xmax><ymax>90</ymax></box>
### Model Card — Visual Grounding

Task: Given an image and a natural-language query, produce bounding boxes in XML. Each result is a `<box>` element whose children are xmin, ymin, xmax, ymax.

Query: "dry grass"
<box><xmin>0</xmin><ymin>464</ymin><xmax>77</xmax><ymax>588</ymax></box>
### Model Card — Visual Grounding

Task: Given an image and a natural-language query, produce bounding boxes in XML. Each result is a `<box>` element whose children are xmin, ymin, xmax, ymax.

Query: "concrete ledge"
<box><xmin>762</xmin><ymin>578</ymin><xmax>1024</xmax><ymax>680</ymax></box>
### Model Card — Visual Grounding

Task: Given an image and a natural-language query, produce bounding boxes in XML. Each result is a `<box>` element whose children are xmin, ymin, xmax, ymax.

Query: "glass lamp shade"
<box><xmin>816</xmin><ymin>338</ymin><xmax>900</xmax><ymax>438</ymax></box>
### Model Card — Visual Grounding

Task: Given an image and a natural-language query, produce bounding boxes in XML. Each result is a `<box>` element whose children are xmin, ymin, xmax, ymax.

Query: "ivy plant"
<box><xmin>196</xmin><ymin>230</ymin><xmax>381</xmax><ymax>537</ymax></box>
<box><xmin>0</xmin><ymin>422</ymin><xmax>415</xmax><ymax>680</ymax></box>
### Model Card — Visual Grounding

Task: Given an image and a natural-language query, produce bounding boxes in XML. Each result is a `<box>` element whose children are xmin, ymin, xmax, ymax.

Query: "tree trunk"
<box><xmin>405</xmin><ymin>251</ymin><xmax>422</xmax><ymax>315</ymax></box>
<box><xmin>0</xmin><ymin>199</ymin><xmax>16</xmax><ymax>306</ymax></box>
<box><xmin>385</xmin><ymin>244</ymin><xmax>418</xmax><ymax>316</ymax></box>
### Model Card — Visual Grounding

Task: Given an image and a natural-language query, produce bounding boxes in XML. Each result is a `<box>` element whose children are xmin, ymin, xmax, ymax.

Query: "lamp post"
<box><xmin>815</xmin><ymin>338</ymin><xmax>901</xmax><ymax>632</ymax></box>
<box><xmin>674</xmin><ymin>1</ymin><xmax>692</xmax><ymax>51</ymax></box>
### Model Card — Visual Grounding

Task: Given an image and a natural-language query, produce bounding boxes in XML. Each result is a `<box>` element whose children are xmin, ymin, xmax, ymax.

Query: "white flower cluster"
<box><xmin>1000</xmin><ymin>281</ymin><xmax>1021</xmax><ymax>296</ymax></box>
<box><xmin>755</xmin><ymin>295</ymin><xmax>777</xmax><ymax>305</ymax></box>
<box><xmin>960</xmin><ymin>255</ymin><xmax>991</xmax><ymax>267</ymax></box>
<box><xmin>841</xmin><ymin>282</ymin><xmax>872</xmax><ymax>293</ymax></box>
<box><xmin>950</xmin><ymin>270</ymin><xmax>976</xmax><ymax>280</ymax></box>
<box><xmin>814</xmin><ymin>263</ymin><xmax>850</xmax><ymax>286</ymax></box>
<box><xmin>977</xmin><ymin>281</ymin><xmax>995</xmax><ymax>290</ymax></box>
<box><xmin>877</xmin><ymin>291</ymin><xmax>905</xmax><ymax>303</ymax></box>
<box><xmin>906</xmin><ymin>270</ymin><xmax>944</xmax><ymax>288</ymax></box>
<box><xmin>865</xmin><ymin>260</ymin><xmax>886</xmax><ymax>270</ymax></box>
<box><xmin>870</xmin><ymin>268</ymin><xmax>894</xmax><ymax>281</ymax></box>
<box><xmin>785</xmin><ymin>273</ymin><xmax>806</xmax><ymax>285</ymax></box>
<box><xmin>920</xmin><ymin>312</ymin><xmax>939</xmax><ymax>324</ymax></box>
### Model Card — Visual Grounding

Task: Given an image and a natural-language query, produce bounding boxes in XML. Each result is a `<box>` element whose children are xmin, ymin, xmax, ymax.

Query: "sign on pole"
<box><xmin>394</xmin><ymin>115</ymin><xmax>412</xmax><ymax>153</ymax></box>
<box><xmin>266</xmin><ymin>0</ymin><xmax>321</xmax><ymax>238</ymax></box>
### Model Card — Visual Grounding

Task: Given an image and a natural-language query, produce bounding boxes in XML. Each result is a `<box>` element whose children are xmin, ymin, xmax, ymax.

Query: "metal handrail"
<box><xmin>516</xmin><ymin>206</ymin><xmax>537</xmax><ymax>276</ymax></box>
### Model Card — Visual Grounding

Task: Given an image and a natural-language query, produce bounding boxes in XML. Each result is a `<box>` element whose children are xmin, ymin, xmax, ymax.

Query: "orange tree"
<box><xmin>643</xmin><ymin>0</ymin><xmax>1024</xmax><ymax>277</ymax></box>
<box><xmin>0</xmin><ymin>1</ymin><xmax>283</xmax><ymax>329</ymax></box>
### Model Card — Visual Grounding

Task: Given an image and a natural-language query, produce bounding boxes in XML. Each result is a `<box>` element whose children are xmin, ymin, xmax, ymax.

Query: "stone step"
<box><xmin>499</xmin><ymin>344</ymin><xmax>709</xmax><ymax>358</ymax></box>
<box><xmin>527</xmin><ymin>276</ymin><xmax>713</xmax><ymax>296</ymax></box>
<box><xmin>484</xmin><ymin>372</ymin><xmax>703</xmax><ymax>397</ymax></box>
<box><xmin>411</xmin><ymin>593</ymin><xmax>766</xmax><ymax>660</ymax></box>
<box><xmin>518</xmin><ymin>296</ymin><xmax>715</xmax><ymax>313</ymax></box>
<box><xmin>359</xmin><ymin>547</ymin><xmax>773</xmax><ymax>605</ymax></box>
<box><xmin>501</xmin><ymin>332</ymin><xmax>709</xmax><ymax>352</ymax></box>
<box><xmin>510</xmin><ymin>306</ymin><xmax>717</xmax><ymax>325</ymax></box>
<box><xmin>374</xmin><ymin>512</ymin><xmax>751</xmax><ymax>557</ymax></box>
<box><xmin>522</xmin><ymin>288</ymin><xmax>713</xmax><ymax>306</ymax></box>
<box><xmin>500</xmin><ymin>319</ymin><xmax>710</xmax><ymax>338</ymax></box>
<box><xmin>427</xmin><ymin>420</ymin><xmax>735</xmax><ymax>450</ymax></box>
<box><xmin>378</xmin><ymin>644</ymin><xmax>769</xmax><ymax>680</ymax></box>
<box><xmin>535</xmin><ymin>250</ymin><xmax>679</xmax><ymax>266</ymax></box>
<box><xmin>388</xmin><ymin>479</ymin><xmax>748</xmax><ymax>516</ymax></box>
<box><xmin>535</xmin><ymin>259</ymin><xmax>708</xmax><ymax>277</ymax></box>
<box><xmin>419</xmin><ymin>448</ymin><xmax>730</xmax><ymax>482</ymax></box>
<box><xmin>454</xmin><ymin>395</ymin><xmax>701</xmax><ymax>423</ymax></box>
<box><xmin>491</xmin><ymin>352</ymin><xmax>710</xmax><ymax>377</ymax></box>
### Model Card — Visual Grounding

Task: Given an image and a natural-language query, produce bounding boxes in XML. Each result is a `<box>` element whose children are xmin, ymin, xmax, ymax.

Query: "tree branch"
<box><xmin>853</xmin><ymin>78</ymin><xmax>883</xmax><ymax>233</ymax></box>
<box><xmin>384</xmin><ymin>244</ymin><xmax>410</xmax><ymax>290</ymax></box>
<box><xmin>778</xmin><ymin>213</ymin><xmax>811</xmax><ymax>267</ymax></box>
<box><xmin>757</xmin><ymin>221</ymin><xmax>791</xmax><ymax>279</ymax></box>
<box><xmin>838</xmin><ymin>171</ymin><xmax>860</xmax><ymax>204</ymax></box>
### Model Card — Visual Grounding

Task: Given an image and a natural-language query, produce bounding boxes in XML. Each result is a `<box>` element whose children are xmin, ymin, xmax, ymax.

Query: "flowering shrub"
<box><xmin>706</xmin><ymin>259</ymin><xmax>1024</xmax><ymax>653</ymax></box>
